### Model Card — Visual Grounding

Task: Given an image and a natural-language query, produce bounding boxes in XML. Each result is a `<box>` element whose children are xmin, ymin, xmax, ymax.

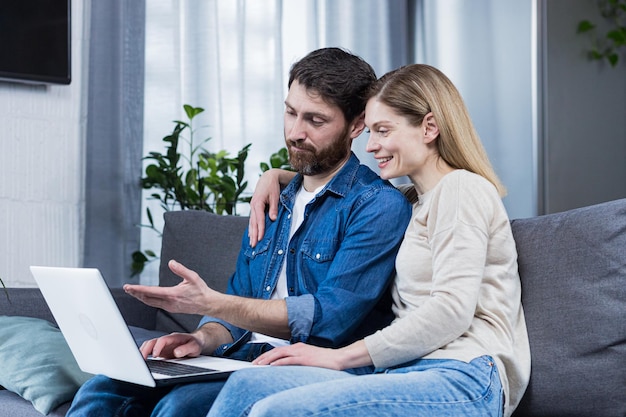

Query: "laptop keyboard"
<box><xmin>146</xmin><ymin>359</ymin><xmax>217</xmax><ymax>376</ymax></box>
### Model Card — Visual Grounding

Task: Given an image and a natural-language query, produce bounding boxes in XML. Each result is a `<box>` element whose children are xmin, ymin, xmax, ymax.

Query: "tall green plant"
<box><xmin>132</xmin><ymin>104</ymin><xmax>252</xmax><ymax>276</ymax></box>
<box><xmin>141</xmin><ymin>105</ymin><xmax>251</xmax><ymax>214</ymax></box>
<box><xmin>577</xmin><ymin>0</ymin><xmax>626</xmax><ymax>67</ymax></box>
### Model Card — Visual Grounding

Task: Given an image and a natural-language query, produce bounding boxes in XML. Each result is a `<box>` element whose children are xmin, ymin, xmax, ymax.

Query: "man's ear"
<box><xmin>349</xmin><ymin>112</ymin><xmax>367</xmax><ymax>139</ymax></box>
<box><xmin>422</xmin><ymin>112</ymin><xmax>439</xmax><ymax>144</ymax></box>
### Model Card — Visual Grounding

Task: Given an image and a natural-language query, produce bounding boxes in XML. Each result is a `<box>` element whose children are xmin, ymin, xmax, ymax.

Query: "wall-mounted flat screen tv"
<box><xmin>0</xmin><ymin>0</ymin><xmax>71</xmax><ymax>85</ymax></box>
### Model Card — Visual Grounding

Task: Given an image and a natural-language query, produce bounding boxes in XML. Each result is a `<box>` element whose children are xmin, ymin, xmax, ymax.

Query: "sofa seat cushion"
<box><xmin>0</xmin><ymin>316</ymin><xmax>92</xmax><ymax>415</ymax></box>
<box><xmin>510</xmin><ymin>198</ymin><xmax>626</xmax><ymax>417</ymax></box>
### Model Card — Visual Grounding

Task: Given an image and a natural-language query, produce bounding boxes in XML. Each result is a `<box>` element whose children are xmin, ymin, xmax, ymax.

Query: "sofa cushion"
<box><xmin>510</xmin><ymin>198</ymin><xmax>626</xmax><ymax>417</ymax></box>
<box><xmin>156</xmin><ymin>211</ymin><xmax>249</xmax><ymax>333</ymax></box>
<box><xmin>0</xmin><ymin>316</ymin><xmax>92</xmax><ymax>415</ymax></box>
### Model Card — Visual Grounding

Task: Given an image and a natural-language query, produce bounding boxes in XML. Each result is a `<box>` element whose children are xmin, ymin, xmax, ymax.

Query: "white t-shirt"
<box><xmin>249</xmin><ymin>184</ymin><xmax>320</xmax><ymax>346</ymax></box>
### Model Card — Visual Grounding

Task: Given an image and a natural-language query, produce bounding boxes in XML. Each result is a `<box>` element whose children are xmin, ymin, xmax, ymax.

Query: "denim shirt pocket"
<box><xmin>243</xmin><ymin>238</ymin><xmax>271</xmax><ymax>259</ymax></box>
<box><xmin>243</xmin><ymin>238</ymin><xmax>272</xmax><ymax>296</ymax></box>
<box><xmin>299</xmin><ymin>238</ymin><xmax>339</xmax><ymax>291</ymax></box>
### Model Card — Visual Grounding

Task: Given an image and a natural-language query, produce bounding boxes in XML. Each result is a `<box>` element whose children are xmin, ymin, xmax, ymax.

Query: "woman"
<box><xmin>208</xmin><ymin>64</ymin><xmax>530</xmax><ymax>417</ymax></box>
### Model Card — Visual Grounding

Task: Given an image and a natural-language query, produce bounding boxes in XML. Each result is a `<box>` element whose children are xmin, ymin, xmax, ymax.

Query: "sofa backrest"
<box><xmin>156</xmin><ymin>210</ymin><xmax>249</xmax><ymax>334</ymax></box>
<box><xmin>510</xmin><ymin>198</ymin><xmax>626</xmax><ymax>417</ymax></box>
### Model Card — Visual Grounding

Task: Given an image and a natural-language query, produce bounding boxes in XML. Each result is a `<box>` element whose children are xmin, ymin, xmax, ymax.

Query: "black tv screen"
<box><xmin>0</xmin><ymin>0</ymin><xmax>71</xmax><ymax>85</ymax></box>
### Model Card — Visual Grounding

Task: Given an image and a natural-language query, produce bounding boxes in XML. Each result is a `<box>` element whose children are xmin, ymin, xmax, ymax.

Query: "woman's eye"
<box><xmin>366</xmin><ymin>128</ymin><xmax>388</xmax><ymax>136</ymax></box>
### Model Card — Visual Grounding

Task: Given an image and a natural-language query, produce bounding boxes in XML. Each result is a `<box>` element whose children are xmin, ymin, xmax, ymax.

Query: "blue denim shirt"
<box><xmin>199</xmin><ymin>153</ymin><xmax>411</xmax><ymax>356</ymax></box>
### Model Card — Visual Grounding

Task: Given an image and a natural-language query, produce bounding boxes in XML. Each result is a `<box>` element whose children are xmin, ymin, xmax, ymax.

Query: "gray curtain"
<box><xmin>83</xmin><ymin>1</ymin><xmax>146</xmax><ymax>286</ymax></box>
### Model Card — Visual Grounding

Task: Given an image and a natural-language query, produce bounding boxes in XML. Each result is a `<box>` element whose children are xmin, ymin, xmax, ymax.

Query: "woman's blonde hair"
<box><xmin>369</xmin><ymin>64</ymin><xmax>506</xmax><ymax>197</ymax></box>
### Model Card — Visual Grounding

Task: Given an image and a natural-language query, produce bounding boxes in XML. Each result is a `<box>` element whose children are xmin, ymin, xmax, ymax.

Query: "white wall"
<box><xmin>0</xmin><ymin>2</ymin><xmax>89</xmax><ymax>287</ymax></box>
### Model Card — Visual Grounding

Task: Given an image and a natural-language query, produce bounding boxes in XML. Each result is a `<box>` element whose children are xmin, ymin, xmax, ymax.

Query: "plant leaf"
<box><xmin>184</xmin><ymin>104</ymin><xmax>205</xmax><ymax>120</ymax></box>
<box><xmin>590</xmin><ymin>49</ymin><xmax>604</xmax><ymax>60</ymax></box>
<box><xmin>577</xmin><ymin>20</ymin><xmax>595</xmax><ymax>33</ymax></box>
<box><xmin>146</xmin><ymin>207</ymin><xmax>154</xmax><ymax>227</ymax></box>
<box><xmin>607</xmin><ymin>29</ymin><xmax>626</xmax><ymax>45</ymax></box>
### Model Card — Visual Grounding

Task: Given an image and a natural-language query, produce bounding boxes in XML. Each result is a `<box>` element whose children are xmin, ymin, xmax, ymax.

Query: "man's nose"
<box><xmin>286</xmin><ymin>118</ymin><xmax>306</xmax><ymax>141</ymax></box>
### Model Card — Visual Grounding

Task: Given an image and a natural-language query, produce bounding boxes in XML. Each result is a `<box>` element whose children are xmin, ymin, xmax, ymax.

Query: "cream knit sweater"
<box><xmin>364</xmin><ymin>170</ymin><xmax>530</xmax><ymax>417</ymax></box>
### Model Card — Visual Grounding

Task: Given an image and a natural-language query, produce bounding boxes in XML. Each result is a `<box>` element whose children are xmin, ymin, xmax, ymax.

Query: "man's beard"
<box><xmin>287</xmin><ymin>130</ymin><xmax>352</xmax><ymax>176</ymax></box>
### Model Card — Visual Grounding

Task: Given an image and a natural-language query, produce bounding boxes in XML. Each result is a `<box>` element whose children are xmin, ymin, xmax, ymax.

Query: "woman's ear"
<box><xmin>422</xmin><ymin>112</ymin><xmax>439</xmax><ymax>144</ymax></box>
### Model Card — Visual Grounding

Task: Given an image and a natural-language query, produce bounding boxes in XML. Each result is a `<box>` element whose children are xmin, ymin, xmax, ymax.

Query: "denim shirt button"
<box><xmin>316</xmin><ymin>253</ymin><xmax>321</xmax><ymax>259</ymax></box>
<box><xmin>278</xmin><ymin>249</ymin><xmax>284</xmax><ymax>255</ymax></box>
<box><xmin>266</xmin><ymin>286</ymin><xmax>271</xmax><ymax>291</ymax></box>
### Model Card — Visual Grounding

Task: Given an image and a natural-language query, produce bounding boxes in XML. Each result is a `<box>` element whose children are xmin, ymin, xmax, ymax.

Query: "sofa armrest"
<box><xmin>0</xmin><ymin>288</ymin><xmax>158</xmax><ymax>331</ymax></box>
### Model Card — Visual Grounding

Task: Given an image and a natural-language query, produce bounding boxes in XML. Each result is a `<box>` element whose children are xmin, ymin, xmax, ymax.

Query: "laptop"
<box><xmin>30</xmin><ymin>266</ymin><xmax>259</xmax><ymax>387</ymax></box>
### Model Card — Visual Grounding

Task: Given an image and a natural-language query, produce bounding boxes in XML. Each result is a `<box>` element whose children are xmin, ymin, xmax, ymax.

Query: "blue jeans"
<box><xmin>67</xmin><ymin>343</ymin><xmax>273</xmax><ymax>417</ymax></box>
<box><xmin>208</xmin><ymin>356</ymin><xmax>503</xmax><ymax>417</ymax></box>
<box><xmin>67</xmin><ymin>376</ymin><xmax>223</xmax><ymax>417</ymax></box>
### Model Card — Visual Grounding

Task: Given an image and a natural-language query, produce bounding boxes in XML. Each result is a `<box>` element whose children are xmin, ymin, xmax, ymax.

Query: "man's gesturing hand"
<box><xmin>124</xmin><ymin>260</ymin><xmax>222</xmax><ymax>316</ymax></box>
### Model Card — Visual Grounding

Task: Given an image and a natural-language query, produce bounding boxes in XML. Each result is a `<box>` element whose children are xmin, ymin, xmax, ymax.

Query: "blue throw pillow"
<box><xmin>0</xmin><ymin>316</ymin><xmax>92</xmax><ymax>415</ymax></box>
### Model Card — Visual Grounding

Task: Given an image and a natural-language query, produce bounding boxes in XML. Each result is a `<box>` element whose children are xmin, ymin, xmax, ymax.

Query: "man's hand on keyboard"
<box><xmin>140</xmin><ymin>332</ymin><xmax>203</xmax><ymax>360</ymax></box>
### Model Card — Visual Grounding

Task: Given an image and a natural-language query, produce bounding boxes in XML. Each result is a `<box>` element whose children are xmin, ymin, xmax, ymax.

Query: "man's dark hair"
<box><xmin>288</xmin><ymin>47</ymin><xmax>376</xmax><ymax>123</ymax></box>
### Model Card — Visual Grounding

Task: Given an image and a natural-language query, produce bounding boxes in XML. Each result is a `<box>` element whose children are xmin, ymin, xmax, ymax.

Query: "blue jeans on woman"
<box><xmin>208</xmin><ymin>355</ymin><xmax>503</xmax><ymax>417</ymax></box>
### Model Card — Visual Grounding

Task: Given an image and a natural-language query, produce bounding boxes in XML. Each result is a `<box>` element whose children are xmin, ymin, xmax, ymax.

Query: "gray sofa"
<box><xmin>1</xmin><ymin>200</ymin><xmax>625</xmax><ymax>416</ymax></box>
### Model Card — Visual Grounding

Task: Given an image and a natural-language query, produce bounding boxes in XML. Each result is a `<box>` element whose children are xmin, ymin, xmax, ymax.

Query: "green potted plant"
<box><xmin>132</xmin><ymin>104</ymin><xmax>252</xmax><ymax>276</ymax></box>
<box><xmin>132</xmin><ymin>104</ymin><xmax>291</xmax><ymax>277</ymax></box>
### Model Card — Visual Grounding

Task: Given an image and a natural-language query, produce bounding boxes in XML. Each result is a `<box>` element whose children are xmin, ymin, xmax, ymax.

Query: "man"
<box><xmin>67</xmin><ymin>47</ymin><xmax>411</xmax><ymax>417</ymax></box>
